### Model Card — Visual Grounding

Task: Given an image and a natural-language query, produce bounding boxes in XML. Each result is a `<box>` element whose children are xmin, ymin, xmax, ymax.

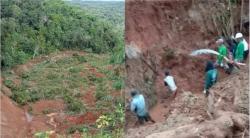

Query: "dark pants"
<box><xmin>137</xmin><ymin>113</ymin><xmax>155</xmax><ymax>125</ymax></box>
<box><xmin>244</xmin><ymin>50</ymin><xmax>249</xmax><ymax>60</ymax></box>
<box><xmin>225</xmin><ymin>63</ymin><xmax>234</xmax><ymax>74</ymax></box>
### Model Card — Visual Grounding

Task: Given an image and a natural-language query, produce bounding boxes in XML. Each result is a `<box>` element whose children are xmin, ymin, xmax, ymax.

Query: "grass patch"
<box><xmin>11</xmin><ymin>88</ymin><xmax>31</xmax><ymax>105</ymax></box>
<box><xmin>69</xmin><ymin>67</ymin><xmax>81</xmax><ymax>73</ymax></box>
<box><xmin>3</xmin><ymin>79</ymin><xmax>15</xmax><ymax>89</ymax></box>
<box><xmin>95</xmin><ymin>82</ymin><xmax>108</xmax><ymax>100</ymax></box>
<box><xmin>112</xmin><ymin>79</ymin><xmax>124</xmax><ymax>90</ymax></box>
<box><xmin>3</xmin><ymin>52</ymin><xmax>125</xmax><ymax>137</ymax></box>
<box><xmin>67</xmin><ymin>124</ymin><xmax>90</xmax><ymax>134</ymax></box>
<box><xmin>63</xmin><ymin>93</ymin><xmax>86</xmax><ymax>114</ymax></box>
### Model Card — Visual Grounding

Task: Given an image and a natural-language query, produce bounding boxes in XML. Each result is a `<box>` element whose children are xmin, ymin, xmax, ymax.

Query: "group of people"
<box><xmin>129</xmin><ymin>32</ymin><xmax>248</xmax><ymax>126</ymax></box>
<box><xmin>204</xmin><ymin>32</ymin><xmax>248</xmax><ymax>95</ymax></box>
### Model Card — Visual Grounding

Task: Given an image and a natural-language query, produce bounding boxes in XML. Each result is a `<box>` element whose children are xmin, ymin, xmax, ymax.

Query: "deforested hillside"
<box><xmin>1</xmin><ymin>0</ymin><xmax>125</xmax><ymax>137</ymax></box>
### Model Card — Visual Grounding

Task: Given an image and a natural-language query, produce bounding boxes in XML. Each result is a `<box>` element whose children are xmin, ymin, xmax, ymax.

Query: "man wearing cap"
<box><xmin>130</xmin><ymin>90</ymin><xmax>155</xmax><ymax>125</ymax></box>
<box><xmin>234</xmin><ymin>33</ymin><xmax>245</xmax><ymax>62</ymax></box>
<box><xmin>216</xmin><ymin>38</ymin><xmax>227</xmax><ymax>67</ymax></box>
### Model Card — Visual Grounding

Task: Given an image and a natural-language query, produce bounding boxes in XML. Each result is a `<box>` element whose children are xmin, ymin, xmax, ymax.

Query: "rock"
<box><xmin>125</xmin><ymin>42</ymin><xmax>142</xmax><ymax>59</ymax></box>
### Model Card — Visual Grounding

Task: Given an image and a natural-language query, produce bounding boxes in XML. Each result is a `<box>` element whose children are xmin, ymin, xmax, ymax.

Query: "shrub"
<box><xmin>21</xmin><ymin>72</ymin><xmax>30</xmax><ymax>79</ymax></box>
<box><xmin>67</xmin><ymin>125</ymin><xmax>89</xmax><ymax>134</ymax></box>
<box><xmin>69</xmin><ymin>67</ymin><xmax>81</xmax><ymax>73</ymax></box>
<box><xmin>64</xmin><ymin>94</ymin><xmax>86</xmax><ymax>114</ymax></box>
<box><xmin>87</xmin><ymin>74</ymin><xmax>97</xmax><ymax>82</ymax></box>
<box><xmin>11</xmin><ymin>89</ymin><xmax>31</xmax><ymax>105</ymax></box>
<box><xmin>112</xmin><ymin>79</ymin><xmax>124</xmax><ymax>90</ymax></box>
<box><xmin>4</xmin><ymin>79</ymin><xmax>15</xmax><ymax>89</ymax></box>
<box><xmin>46</xmin><ymin>72</ymin><xmax>58</xmax><ymax>80</ymax></box>
<box><xmin>163</xmin><ymin>48</ymin><xmax>175</xmax><ymax>60</ymax></box>
<box><xmin>95</xmin><ymin>83</ymin><xmax>107</xmax><ymax>100</ymax></box>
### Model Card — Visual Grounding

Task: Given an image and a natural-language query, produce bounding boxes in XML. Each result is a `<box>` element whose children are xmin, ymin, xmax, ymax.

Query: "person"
<box><xmin>203</xmin><ymin>61</ymin><xmax>218</xmax><ymax>96</ymax></box>
<box><xmin>164</xmin><ymin>71</ymin><xmax>177</xmax><ymax>98</ymax></box>
<box><xmin>130</xmin><ymin>90</ymin><xmax>155</xmax><ymax>125</ymax></box>
<box><xmin>225</xmin><ymin>38</ymin><xmax>237</xmax><ymax>74</ymax></box>
<box><xmin>216</xmin><ymin>38</ymin><xmax>227</xmax><ymax>68</ymax></box>
<box><xmin>234</xmin><ymin>33</ymin><xmax>245</xmax><ymax>62</ymax></box>
<box><xmin>226</xmin><ymin>37</ymin><xmax>237</xmax><ymax>59</ymax></box>
<box><xmin>242</xmin><ymin>37</ymin><xmax>249</xmax><ymax>60</ymax></box>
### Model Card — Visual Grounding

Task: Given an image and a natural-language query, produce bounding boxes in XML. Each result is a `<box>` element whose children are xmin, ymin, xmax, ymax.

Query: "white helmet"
<box><xmin>235</xmin><ymin>33</ymin><xmax>243</xmax><ymax>39</ymax></box>
<box><xmin>216</xmin><ymin>38</ymin><xmax>224</xmax><ymax>44</ymax></box>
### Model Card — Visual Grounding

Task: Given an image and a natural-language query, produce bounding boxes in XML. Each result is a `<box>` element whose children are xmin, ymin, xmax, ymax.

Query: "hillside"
<box><xmin>125</xmin><ymin>0</ymin><xmax>249</xmax><ymax>137</ymax></box>
<box><xmin>1</xmin><ymin>0</ymin><xmax>124</xmax><ymax>137</ymax></box>
<box><xmin>1</xmin><ymin>51</ymin><xmax>125</xmax><ymax>137</ymax></box>
<box><xmin>68</xmin><ymin>0</ymin><xmax>125</xmax><ymax>28</ymax></box>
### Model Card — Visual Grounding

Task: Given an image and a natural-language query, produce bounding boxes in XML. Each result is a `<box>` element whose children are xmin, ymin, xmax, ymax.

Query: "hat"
<box><xmin>235</xmin><ymin>33</ymin><xmax>243</xmax><ymax>39</ymax></box>
<box><xmin>216</xmin><ymin>38</ymin><xmax>224</xmax><ymax>44</ymax></box>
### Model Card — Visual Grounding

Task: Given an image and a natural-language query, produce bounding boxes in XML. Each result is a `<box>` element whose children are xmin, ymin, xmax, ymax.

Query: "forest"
<box><xmin>1</xmin><ymin>0</ymin><xmax>124</xmax><ymax>68</ymax></box>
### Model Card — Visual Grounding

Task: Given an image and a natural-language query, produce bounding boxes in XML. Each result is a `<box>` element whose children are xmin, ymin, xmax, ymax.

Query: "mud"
<box><xmin>1</xmin><ymin>93</ymin><xmax>29</xmax><ymax>138</ymax></box>
<box><xmin>125</xmin><ymin>0</ymin><xmax>249</xmax><ymax>137</ymax></box>
<box><xmin>24</xmin><ymin>99</ymin><xmax>65</xmax><ymax>115</ymax></box>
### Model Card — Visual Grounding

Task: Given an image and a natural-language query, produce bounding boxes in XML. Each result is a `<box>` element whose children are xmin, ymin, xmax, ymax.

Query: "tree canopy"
<box><xmin>1</xmin><ymin>0</ymin><xmax>124</xmax><ymax>68</ymax></box>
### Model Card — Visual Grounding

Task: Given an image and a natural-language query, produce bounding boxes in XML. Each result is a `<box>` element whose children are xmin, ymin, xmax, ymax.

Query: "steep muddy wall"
<box><xmin>125</xmin><ymin>0</ymin><xmax>248</xmax><ymax>108</ymax></box>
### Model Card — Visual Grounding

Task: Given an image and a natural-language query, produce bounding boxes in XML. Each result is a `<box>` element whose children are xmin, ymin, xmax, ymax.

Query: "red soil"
<box><xmin>125</xmin><ymin>0</ymin><xmax>233</xmax><ymax>129</ymax></box>
<box><xmin>24</xmin><ymin>99</ymin><xmax>65</xmax><ymax>115</ymax></box>
<box><xmin>0</xmin><ymin>93</ymin><xmax>29</xmax><ymax>138</ymax></box>
<box><xmin>82</xmin><ymin>86</ymin><xmax>96</xmax><ymax>106</ymax></box>
<box><xmin>65</xmin><ymin>112</ymin><xmax>98</xmax><ymax>125</ymax></box>
<box><xmin>89</xmin><ymin>68</ymin><xmax>105</xmax><ymax>78</ymax></box>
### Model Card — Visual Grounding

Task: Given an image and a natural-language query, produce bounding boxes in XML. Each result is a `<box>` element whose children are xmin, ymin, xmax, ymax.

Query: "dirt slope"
<box><xmin>125</xmin><ymin>0</ymin><xmax>249</xmax><ymax>137</ymax></box>
<box><xmin>126</xmin><ymin>67</ymin><xmax>249</xmax><ymax>138</ymax></box>
<box><xmin>1</xmin><ymin>93</ymin><xmax>29</xmax><ymax>138</ymax></box>
<box><xmin>1</xmin><ymin>51</ymin><xmax>110</xmax><ymax>137</ymax></box>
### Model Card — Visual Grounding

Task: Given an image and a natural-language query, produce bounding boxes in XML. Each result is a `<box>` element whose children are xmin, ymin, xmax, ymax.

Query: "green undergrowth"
<box><xmin>3</xmin><ymin>52</ymin><xmax>125</xmax><ymax>137</ymax></box>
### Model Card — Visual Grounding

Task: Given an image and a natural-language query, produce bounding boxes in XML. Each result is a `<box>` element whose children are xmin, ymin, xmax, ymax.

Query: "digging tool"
<box><xmin>190</xmin><ymin>49</ymin><xmax>246</xmax><ymax>67</ymax></box>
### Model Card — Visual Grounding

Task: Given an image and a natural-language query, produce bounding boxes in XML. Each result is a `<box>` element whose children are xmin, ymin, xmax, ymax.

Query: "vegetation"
<box><xmin>68</xmin><ymin>0</ymin><xmax>125</xmax><ymax>28</ymax></box>
<box><xmin>1</xmin><ymin>0</ymin><xmax>124</xmax><ymax>137</ymax></box>
<box><xmin>1</xmin><ymin>0</ymin><xmax>124</xmax><ymax>68</ymax></box>
<box><xmin>3</xmin><ymin>52</ymin><xmax>124</xmax><ymax>136</ymax></box>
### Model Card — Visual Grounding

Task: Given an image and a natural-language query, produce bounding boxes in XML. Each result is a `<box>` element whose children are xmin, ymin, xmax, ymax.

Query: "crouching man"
<box><xmin>203</xmin><ymin>61</ymin><xmax>218</xmax><ymax>96</ymax></box>
<box><xmin>130</xmin><ymin>90</ymin><xmax>155</xmax><ymax>126</ymax></box>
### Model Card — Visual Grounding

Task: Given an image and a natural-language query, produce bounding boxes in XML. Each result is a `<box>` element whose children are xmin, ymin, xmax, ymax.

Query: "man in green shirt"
<box><xmin>234</xmin><ymin>33</ymin><xmax>245</xmax><ymax>63</ymax></box>
<box><xmin>216</xmin><ymin>38</ymin><xmax>227</xmax><ymax>67</ymax></box>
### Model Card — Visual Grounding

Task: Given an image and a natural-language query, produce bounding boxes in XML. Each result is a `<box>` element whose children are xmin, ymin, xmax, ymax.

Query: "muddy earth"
<box><xmin>125</xmin><ymin>0</ymin><xmax>249</xmax><ymax>137</ymax></box>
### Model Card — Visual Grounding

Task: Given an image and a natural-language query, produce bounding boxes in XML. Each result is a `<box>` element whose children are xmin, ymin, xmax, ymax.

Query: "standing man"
<box><xmin>203</xmin><ymin>61</ymin><xmax>218</xmax><ymax>96</ymax></box>
<box><xmin>243</xmin><ymin>37</ymin><xmax>249</xmax><ymax>61</ymax></box>
<box><xmin>234</xmin><ymin>33</ymin><xmax>245</xmax><ymax>63</ymax></box>
<box><xmin>226</xmin><ymin>37</ymin><xmax>237</xmax><ymax>59</ymax></box>
<box><xmin>216</xmin><ymin>38</ymin><xmax>227</xmax><ymax>68</ymax></box>
<box><xmin>164</xmin><ymin>71</ymin><xmax>177</xmax><ymax>98</ymax></box>
<box><xmin>130</xmin><ymin>90</ymin><xmax>155</xmax><ymax>125</ymax></box>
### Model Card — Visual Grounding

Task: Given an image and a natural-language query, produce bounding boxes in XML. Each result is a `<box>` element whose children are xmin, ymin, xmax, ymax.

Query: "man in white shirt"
<box><xmin>164</xmin><ymin>71</ymin><xmax>177</xmax><ymax>98</ymax></box>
